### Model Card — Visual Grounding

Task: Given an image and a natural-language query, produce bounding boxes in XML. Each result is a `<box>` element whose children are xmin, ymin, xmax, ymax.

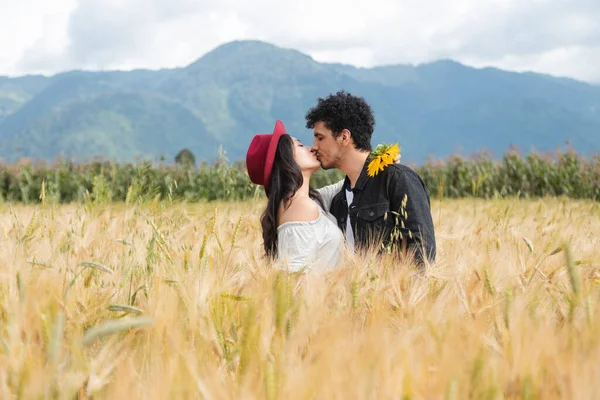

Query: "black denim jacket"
<box><xmin>329</xmin><ymin>160</ymin><xmax>436</xmax><ymax>265</ymax></box>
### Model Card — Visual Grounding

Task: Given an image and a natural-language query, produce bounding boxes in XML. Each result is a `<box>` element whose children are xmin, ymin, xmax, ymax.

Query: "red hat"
<box><xmin>246</xmin><ymin>120</ymin><xmax>287</xmax><ymax>189</ymax></box>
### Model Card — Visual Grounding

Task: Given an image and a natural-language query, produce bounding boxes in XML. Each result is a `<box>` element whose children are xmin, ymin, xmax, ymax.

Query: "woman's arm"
<box><xmin>314</xmin><ymin>154</ymin><xmax>401</xmax><ymax>210</ymax></box>
<box><xmin>315</xmin><ymin>179</ymin><xmax>344</xmax><ymax>210</ymax></box>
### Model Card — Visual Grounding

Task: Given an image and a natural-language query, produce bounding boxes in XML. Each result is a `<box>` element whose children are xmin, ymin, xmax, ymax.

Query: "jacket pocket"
<box><xmin>353</xmin><ymin>202</ymin><xmax>390</xmax><ymax>222</ymax></box>
<box><xmin>350</xmin><ymin>202</ymin><xmax>392</xmax><ymax>246</ymax></box>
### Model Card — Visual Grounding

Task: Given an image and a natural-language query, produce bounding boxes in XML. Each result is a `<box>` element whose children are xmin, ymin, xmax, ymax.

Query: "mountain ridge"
<box><xmin>1</xmin><ymin>40</ymin><xmax>599</xmax><ymax>164</ymax></box>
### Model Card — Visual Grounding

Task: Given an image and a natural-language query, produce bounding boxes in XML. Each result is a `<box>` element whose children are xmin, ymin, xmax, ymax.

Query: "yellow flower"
<box><xmin>367</xmin><ymin>157</ymin><xmax>381</xmax><ymax>177</ymax></box>
<box><xmin>367</xmin><ymin>143</ymin><xmax>400</xmax><ymax>177</ymax></box>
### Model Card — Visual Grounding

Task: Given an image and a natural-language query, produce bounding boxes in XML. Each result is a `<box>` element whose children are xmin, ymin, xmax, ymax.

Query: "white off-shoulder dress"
<box><xmin>276</xmin><ymin>180</ymin><xmax>345</xmax><ymax>273</ymax></box>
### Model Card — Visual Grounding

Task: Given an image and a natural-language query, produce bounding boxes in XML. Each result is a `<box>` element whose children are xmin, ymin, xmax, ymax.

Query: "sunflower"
<box><xmin>367</xmin><ymin>143</ymin><xmax>400</xmax><ymax>177</ymax></box>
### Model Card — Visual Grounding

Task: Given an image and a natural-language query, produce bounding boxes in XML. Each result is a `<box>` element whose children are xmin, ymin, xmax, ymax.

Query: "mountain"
<box><xmin>4</xmin><ymin>91</ymin><xmax>218</xmax><ymax>162</ymax></box>
<box><xmin>1</xmin><ymin>40</ymin><xmax>599</xmax><ymax>164</ymax></box>
<box><xmin>0</xmin><ymin>75</ymin><xmax>53</xmax><ymax>123</ymax></box>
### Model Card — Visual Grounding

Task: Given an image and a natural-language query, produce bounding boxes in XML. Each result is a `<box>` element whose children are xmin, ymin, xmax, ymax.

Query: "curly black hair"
<box><xmin>305</xmin><ymin>90</ymin><xmax>375</xmax><ymax>152</ymax></box>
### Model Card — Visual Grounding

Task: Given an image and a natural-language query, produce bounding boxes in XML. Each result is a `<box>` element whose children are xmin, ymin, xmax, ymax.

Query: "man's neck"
<box><xmin>341</xmin><ymin>151</ymin><xmax>369</xmax><ymax>189</ymax></box>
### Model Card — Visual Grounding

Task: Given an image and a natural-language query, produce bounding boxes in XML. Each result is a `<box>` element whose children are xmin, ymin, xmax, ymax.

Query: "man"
<box><xmin>306</xmin><ymin>90</ymin><xmax>436</xmax><ymax>266</ymax></box>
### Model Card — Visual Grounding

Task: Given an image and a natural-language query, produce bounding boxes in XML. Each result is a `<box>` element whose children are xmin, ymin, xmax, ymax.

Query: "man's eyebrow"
<box><xmin>313</xmin><ymin>132</ymin><xmax>324</xmax><ymax>137</ymax></box>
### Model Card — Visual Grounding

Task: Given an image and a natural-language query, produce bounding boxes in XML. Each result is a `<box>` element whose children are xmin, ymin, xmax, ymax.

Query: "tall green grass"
<box><xmin>1</xmin><ymin>147</ymin><xmax>598</xmax><ymax>203</ymax></box>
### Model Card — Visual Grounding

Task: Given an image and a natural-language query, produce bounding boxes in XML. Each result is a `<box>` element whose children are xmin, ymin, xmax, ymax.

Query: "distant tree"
<box><xmin>175</xmin><ymin>148</ymin><xmax>196</xmax><ymax>167</ymax></box>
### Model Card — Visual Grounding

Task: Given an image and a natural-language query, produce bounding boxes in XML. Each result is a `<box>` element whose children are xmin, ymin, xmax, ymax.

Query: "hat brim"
<box><xmin>263</xmin><ymin>120</ymin><xmax>287</xmax><ymax>190</ymax></box>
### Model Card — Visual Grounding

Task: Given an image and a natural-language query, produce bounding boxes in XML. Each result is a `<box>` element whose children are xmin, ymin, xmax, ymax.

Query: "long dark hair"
<box><xmin>260</xmin><ymin>134</ymin><xmax>325</xmax><ymax>258</ymax></box>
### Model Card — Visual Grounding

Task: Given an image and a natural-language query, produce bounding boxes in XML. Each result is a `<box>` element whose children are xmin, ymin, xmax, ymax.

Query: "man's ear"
<box><xmin>340</xmin><ymin>129</ymin><xmax>352</xmax><ymax>146</ymax></box>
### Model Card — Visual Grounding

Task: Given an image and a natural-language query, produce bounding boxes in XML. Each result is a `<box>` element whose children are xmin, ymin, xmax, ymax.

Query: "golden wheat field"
<box><xmin>0</xmin><ymin>197</ymin><xmax>599</xmax><ymax>399</ymax></box>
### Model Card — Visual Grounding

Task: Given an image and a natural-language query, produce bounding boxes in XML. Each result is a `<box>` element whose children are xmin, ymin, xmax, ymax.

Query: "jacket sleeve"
<box><xmin>387</xmin><ymin>167</ymin><xmax>436</xmax><ymax>265</ymax></box>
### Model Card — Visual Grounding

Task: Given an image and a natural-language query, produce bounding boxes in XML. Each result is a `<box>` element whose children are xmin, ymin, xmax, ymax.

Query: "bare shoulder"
<box><xmin>278</xmin><ymin>196</ymin><xmax>320</xmax><ymax>225</ymax></box>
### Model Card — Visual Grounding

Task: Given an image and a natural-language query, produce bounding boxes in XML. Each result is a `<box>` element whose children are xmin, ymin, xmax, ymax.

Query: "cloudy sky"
<box><xmin>1</xmin><ymin>0</ymin><xmax>599</xmax><ymax>82</ymax></box>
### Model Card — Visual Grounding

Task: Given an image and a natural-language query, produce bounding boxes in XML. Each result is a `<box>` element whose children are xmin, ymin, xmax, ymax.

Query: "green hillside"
<box><xmin>4</xmin><ymin>91</ymin><xmax>218</xmax><ymax>162</ymax></box>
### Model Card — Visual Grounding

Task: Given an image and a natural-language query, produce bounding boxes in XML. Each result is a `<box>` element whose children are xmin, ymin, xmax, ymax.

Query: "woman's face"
<box><xmin>292</xmin><ymin>137</ymin><xmax>320</xmax><ymax>172</ymax></box>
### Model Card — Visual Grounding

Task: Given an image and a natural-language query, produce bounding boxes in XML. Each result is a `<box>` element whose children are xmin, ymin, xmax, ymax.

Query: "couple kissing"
<box><xmin>245</xmin><ymin>91</ymin><xmax>436</xmax><ymax>273</ymax></box>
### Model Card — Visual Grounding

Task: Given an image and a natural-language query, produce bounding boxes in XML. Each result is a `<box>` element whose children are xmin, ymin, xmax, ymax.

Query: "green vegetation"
<box><xmin>1</xmin><ymin>147</ymin><xmax>598</xmax><ymax>204</ymax></box>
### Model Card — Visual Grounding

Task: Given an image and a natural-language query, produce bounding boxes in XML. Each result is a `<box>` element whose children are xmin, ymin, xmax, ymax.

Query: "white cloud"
<box><xmin>0</xmin><ymin>0</ymin><xmax>77</xmax><ymax>75</ymax></box>
<box><xmin>0</xmin><ymin>0</ymin><xmax>598</xmax><ymax>82</ymax></box>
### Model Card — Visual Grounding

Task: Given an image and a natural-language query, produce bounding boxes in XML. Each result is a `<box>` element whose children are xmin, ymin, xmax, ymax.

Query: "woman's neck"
<box><xmin>292</xmin><ymin>171</ymin><xmax>312</xmax><ymax>200</ymax></box>
<box><xmin>276</xmin><ymin>171</ymin><xmax>319</xmax><ymax>226</ymax></box>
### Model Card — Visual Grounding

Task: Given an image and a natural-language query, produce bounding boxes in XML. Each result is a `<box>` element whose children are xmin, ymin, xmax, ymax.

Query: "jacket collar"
<box><xmin>343</xmin><ymin>157</ymin><xmax>371</xmax><ymax>192</ymax></box>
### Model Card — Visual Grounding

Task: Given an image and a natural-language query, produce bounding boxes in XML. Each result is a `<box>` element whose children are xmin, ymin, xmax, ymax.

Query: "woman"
<box><xmin>246</xmin><ymin>120</ymin><xmax>345</xmax><ymax>273</ymax></box>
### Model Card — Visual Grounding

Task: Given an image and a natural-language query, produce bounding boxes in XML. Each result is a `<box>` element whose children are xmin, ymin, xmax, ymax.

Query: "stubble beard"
<box><xmin>319</xmin><ymin>152</ymin><xmax>343</xmax><ymax>171</ymax></box>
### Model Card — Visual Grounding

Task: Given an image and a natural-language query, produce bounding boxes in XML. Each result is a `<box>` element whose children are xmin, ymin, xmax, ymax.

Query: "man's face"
<box><xmin>311</xmin><ymin>121</ymin><xmax>344</xmax><ymax>170</ymax></box>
